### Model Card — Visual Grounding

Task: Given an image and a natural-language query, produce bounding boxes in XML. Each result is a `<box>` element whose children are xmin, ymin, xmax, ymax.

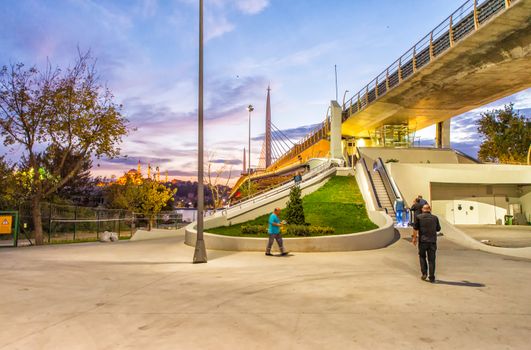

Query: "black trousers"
<box><xmin>418</xmin><ymin>242</ymin><xmax>437</xmax><ymax>280</ymax></box>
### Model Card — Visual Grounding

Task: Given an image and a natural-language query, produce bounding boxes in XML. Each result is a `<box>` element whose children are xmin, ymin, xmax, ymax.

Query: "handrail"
<box><xmin>224</xmin><ymin>166</ymin><xmax>336</xmax><ymax>218</ymax></box>
<box><xmin>375</xmin><ymin>157</ymin><xmax>404</xmax><ymax>207</ymax></box>
<box><xmin>361</xmin><ymin>158</ymin><xmax>382</xmax><ymax>209</ymax></box>
<box><xmin>343</xmin><ymin>0</ymin><xmax>512</xmax><ymax>113</ymax></box>
<box><xmin>226</xmin><ymin>160</ymin><xmax>334</xmax><ymax>211</ymax></box>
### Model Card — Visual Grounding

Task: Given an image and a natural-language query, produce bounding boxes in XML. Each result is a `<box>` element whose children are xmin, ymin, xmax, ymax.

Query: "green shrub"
<box><xmin>241</xmin><ymin>225</ymin><xmax>267</xmax><ymax>235</ymax></box>
<box><xmin>285</xmin><ymin>225</ymin><xmax>334</xmax><ymax>237</ymax></box>
<box><xmin>285</xmin><ymin>186</ymin><xmax>305</xmax><ymax>225</ymax></box>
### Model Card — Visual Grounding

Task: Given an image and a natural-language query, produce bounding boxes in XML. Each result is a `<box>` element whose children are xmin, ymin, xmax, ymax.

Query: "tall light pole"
<box><xmin>193</xmin><ymin>0</ymin><xmax>207</xmax><ymax>264</ymax></box>
<box><xmin>334</xmin><ymin>64</ymin><xmax>338</xmax><ymax>101</ymax></box>
<box><xmin>247</xmin><ymin>104</ymin><xmax>254</xmax><ymax>195</ymax></box>
<box><xmin>342</xmin><ymin>89</ymin><xmax>349</xmax><ymax>108</ymax></box>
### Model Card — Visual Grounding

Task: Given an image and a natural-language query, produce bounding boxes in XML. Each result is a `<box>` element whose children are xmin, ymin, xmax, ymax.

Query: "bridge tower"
<box><xmin>265</xmin><ymin>85</ymin><xmax>272</xmax><ymax>168</ymax></box>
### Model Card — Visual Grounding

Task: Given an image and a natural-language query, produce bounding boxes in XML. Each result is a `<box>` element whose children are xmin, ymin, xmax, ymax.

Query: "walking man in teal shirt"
<box><xmin>266</xmin><ymin>208</ymin><xmax>288</xmax><ymax>256</ymax></box>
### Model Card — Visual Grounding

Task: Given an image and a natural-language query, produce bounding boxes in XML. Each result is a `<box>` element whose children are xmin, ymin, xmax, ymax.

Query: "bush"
<box><xmin>241</xmin><ymin>225</ymin><xmax>267</xmax><ymax>235</ymax></box>
<box><xmin>285</xmin><ymin>186</ymin><xmax>305</xmax><ymax>225</ymax></box>
<box><xmin>285</xmin><ymin>225</ymin><xmax>334</xmax><ymax>237</ymax></box>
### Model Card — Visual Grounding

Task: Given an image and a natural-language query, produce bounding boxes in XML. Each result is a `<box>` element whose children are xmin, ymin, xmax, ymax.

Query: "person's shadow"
<box><xmin>433</xmin><ymin>280</ymin><xmax>485</xmax><ymax>287</ymax></box>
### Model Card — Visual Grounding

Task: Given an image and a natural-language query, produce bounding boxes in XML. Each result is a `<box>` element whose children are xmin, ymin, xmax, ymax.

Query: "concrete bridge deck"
<box><xmin>342</xmin><ymin>0</ymin><xmax>531</xmax><ymax>137</ymax></box>
<box><xmin>1</xmin><ymin>230</ymin><xmax>530</xmax><ymax>349</ymax></box>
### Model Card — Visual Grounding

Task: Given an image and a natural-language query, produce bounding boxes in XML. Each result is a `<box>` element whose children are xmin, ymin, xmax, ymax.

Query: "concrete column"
<box><xmin>330</xmin><ymin>100</ymin><xmax>343</xmax><ymax>159</ymax></box>
<box><xmin>436</xmin><ymin>119</ymin><xmax>451</xmax><ymax>148</ymax></box>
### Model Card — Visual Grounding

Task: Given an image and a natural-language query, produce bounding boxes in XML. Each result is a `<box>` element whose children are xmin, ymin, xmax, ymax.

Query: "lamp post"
<box><xmin>342</xmin><ymin>89</ymin><xmax>350</xmax><ymax>107</ymax></box>
<box><xmin>193</xmin><ymin>0</ymin><xmax>207</xmax><ymax>263</ymax></box>
<box><xmin>334</xmin><ymin>64</ymin><xmax>338</xmax><ymax>101</ymax></box>
<box><xmin>247</xmin><ymin>104</ymin><xmax>254</xmax><ymax>195</ymax></box>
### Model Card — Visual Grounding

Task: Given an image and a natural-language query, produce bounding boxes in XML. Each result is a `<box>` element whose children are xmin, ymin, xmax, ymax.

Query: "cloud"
<box><xmin>451</xmin><ymin>140</ymin><xmax>481</xmax><ymax>159</ymax></box>
<box><xmin>234</xmin><ymin>0</ymin><xmax>269</xmax><ymax>14</ymax></box>
<box><xmin>253</xmin><ymin>123</ymin><xmax>321</xmax><ymax>141</ymax></box>
<box><xmin>202</xmin><ymin>0</ymin><xmax>270</xmax><ymax>40</ymax></box>
<box><xmin>210</xmin><ymin>158</ymin><xmax>242</xmax><ymax>165</ymax></box>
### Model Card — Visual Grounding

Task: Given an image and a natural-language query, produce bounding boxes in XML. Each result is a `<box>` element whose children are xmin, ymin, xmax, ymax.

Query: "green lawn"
<box><xmin>209</xmin><ymin>176</ymin><xmax>377</xmax><ymax>237</ymax></box>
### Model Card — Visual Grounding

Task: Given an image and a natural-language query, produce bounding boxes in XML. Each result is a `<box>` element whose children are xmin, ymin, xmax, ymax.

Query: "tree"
<box><xmin>477</xmin><ymin>104</ymin><xmax>531</xmax><ymax>164</ymax></box>
<box><xmin>284</xmin><ymin>185</ymin><xmax>305</xmax><ymax>225</ymax></box>
<box><xmin>137</xmin><ymin>180</ymin><xmax>176</xmax><ymax>230</ymax></box>
<box><xmin>0</xmin><ymin>156</ymin><xmax>19</xmax><ymax>210</ymax></box>
<box><xmin>205</xmin><ymin>156</ymin><xmax>233</xmax><ymax>210</ymax></box>
<box><xmin>0</xmin><ymin>51</ymin><xmax>128</xmax><ymax>244</ymax></box>
<box><xmin>105</xmin><ymin>175</ymin><xmax>176</xmax><ymax>231</ymax></box>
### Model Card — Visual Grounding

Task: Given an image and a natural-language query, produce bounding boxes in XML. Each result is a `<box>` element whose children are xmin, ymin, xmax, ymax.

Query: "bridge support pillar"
<box><xmin>436</xmin><ymin>119</ymin><xmax>451</xmax><ymax>148</ymax></box>
<box><xmin>330</xmin><ymin>100</ymin><xmax>343</xmax><ymax>159</ymax></box>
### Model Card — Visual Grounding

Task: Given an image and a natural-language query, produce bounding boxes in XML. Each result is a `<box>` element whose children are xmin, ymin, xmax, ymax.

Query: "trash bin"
<box><xmin>504</xmin><ymin>215</ymin><xmax>513</xmax><ymax>225</ymax></box>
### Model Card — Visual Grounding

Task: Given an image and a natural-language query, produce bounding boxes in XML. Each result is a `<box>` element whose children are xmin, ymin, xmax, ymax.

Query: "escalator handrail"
<box><xmin>361</xmin><ymin>158</ymin><xmax>382</xmax><ymax>209</ymax></box>
<box><xmin>376</xmin><ymin>158</ymin><xmax>400</xmax><ymax>200</ymax></box>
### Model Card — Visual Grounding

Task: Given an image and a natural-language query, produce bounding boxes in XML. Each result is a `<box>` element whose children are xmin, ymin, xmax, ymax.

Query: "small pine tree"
<box><xmin>285</xmin><ymin>186</ymin><xmax>305</xmax><ymax>225</ymax></box>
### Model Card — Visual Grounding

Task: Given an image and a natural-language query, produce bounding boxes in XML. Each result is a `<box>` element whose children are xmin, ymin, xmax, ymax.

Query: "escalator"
<box><xmin>360</xmin><ymin>157</ymin><xmax>406</xmax><ymax>223</ymax></box>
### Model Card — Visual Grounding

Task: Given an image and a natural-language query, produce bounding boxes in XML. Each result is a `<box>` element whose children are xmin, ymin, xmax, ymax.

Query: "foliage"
<box><xmin>237</xmin><ymin>180</ymin><xmax>258</xmax><ymax>199</ymax></box>
<box><xmin>241</xmin><ymin>225</ymin><xmax>268</xmax><ymax>235</ymax></box>
<box><xmin>0</xmin><ymin>51</ymin><xmax>129</xmax><ymax>244</ymax></box>
<box><xmin>285</xmin><ymin>225</ymin><xmax>334</xmax><ymax>237</ymax></box>
<box><xmin>105</xmin><ymin>176</ymin><xmax>176</xmax><ymax>230</ymax></box>
<box><xmin>0</xmin><ymin>156</ymin><xmax>19</xmax><ymax>209</ymax></box>
<box><xmin>477</xmin><ymin>104</ymin><xmax>531</xmax><ymax>164</ymax></box>
<box><xmin>284</xmin><ymin>185</ymin><xmax>305</xmax><ymax>225</ymax></box>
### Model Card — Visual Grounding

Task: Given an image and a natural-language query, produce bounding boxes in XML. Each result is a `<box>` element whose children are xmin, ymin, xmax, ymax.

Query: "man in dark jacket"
<box><xmin>412</xmin><ymin>204</ymin><xmax>441</xmax><ymax>283</ymax></box>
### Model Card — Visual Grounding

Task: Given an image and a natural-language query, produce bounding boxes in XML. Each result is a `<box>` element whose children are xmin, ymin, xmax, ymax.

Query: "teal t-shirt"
<box><xmin>268</xmin><ymin>213</ymin><xmax>281</xmax><ymax>234</ymax></box>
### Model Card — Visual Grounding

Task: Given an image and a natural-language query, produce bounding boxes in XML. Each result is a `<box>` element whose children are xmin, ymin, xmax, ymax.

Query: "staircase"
<box><xmin>371</xmin><ymin>169</ymin><xmax>396</xmax><ymax>221</ymax></box>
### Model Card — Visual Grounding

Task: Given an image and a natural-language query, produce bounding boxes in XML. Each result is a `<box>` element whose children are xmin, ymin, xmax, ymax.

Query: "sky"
<box><xmin>1</xmin><ymin>0</ymin><xmax>529</xmax><ymax>182</ymax></box>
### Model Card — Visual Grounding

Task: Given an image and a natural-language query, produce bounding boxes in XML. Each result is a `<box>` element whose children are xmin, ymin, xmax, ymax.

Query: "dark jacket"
<box><xmin>414</xmin><ymin>212</ymin><xmax>441</xmax><ymax>243</ymax></box>
<box><xmin>411</xmin><ymin>202</ymin><xmax>422</xmax><ymax>217</ymax></box>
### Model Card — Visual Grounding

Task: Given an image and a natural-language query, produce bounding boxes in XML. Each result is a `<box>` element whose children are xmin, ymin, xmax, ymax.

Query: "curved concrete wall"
<box><xmin>439</xmin><ymin>218</ymin><xmax>531</xmax><ymax>260</ymax></box>
<box><xmin>185</xmin><ymin>210</ymin><xmax>395</xmax><ymax>252</ymax></box>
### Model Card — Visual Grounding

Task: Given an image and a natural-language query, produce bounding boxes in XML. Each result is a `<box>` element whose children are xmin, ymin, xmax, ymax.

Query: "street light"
<box><xmin>342</xmin><ymin>89</ymin><xmax>350</xmax><ymax>107</ymax></box>
<box><xmin>193</xmin><ymin>0</ymin><xmax>207</xmax><ymax>264</ymax></box>
<box><xmin>247</xmin><ymin>104</ymin><xmax>254</xmax><ymax>195</ymax></box>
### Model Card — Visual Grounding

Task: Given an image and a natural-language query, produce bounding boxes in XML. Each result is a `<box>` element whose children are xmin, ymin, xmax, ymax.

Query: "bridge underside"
<box><xmin>342</xmin><ymin>0</ymin><xmax>531</xmax><ymax>137</ymax></box>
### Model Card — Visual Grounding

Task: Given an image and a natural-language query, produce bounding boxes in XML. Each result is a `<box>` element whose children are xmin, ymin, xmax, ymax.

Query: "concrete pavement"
<box><xmin>456</xmin><ymin>225</ymin><xmax>531</xmax><ymax>248</ymax></box>
<box><xmin>0</xmin><ymin>229</ymin><xmax>530</xmax><ymax>349</ymax></box>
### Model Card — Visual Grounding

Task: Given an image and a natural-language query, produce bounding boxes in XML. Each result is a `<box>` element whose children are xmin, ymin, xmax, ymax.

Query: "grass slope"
<box><xmin>209</xmin><ymin>176</ymin><xmax>377</xmax><ymax>237</ymax></box>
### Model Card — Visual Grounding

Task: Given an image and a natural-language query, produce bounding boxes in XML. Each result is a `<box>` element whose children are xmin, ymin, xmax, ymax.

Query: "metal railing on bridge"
<box><xmin>342</xmin><ymin>0</ymin><xmax>514</xmax><ymax>118</ymax></box>
<box><xmin>226</xmin><ymin>159</ymin><xmax>335</xmax><ymax>214</ymax></box>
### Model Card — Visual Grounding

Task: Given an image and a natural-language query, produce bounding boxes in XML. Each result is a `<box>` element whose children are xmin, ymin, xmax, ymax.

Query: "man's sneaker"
<box><xmin>421</xmin><ymin>274</ymin><xmax>428</xmax><ymax>281</ymax></box>
<box><xmin>429</xmin><ymin>278</ymin><xmax>436</xmax><ymax>283</ymax></box>
<box><xmin>280</xmin><ymin>252</ymin><xmax>289</xmax><ymax>256</ymax></box>
<box><xmin>265</xmin><ymin>252</ymin><xmax>273</xmax><ymax>256</ymax></box>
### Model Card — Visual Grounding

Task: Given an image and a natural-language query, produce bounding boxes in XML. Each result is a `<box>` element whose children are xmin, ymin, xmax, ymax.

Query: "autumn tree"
<box><xmin>0</xmin><ymin>51</ymin><xmax>128</xmax><ymax>244</ymax></box>
<box><xmin>0</xmin><ymin>156</ymin><xmax>19</xmax><ymax>210</ymax></box>
<box><xmin>477</xmin><ymin>104</ymin><xmax>531</xmax><ymax>164</ymax></box>
<box><xmin>105</xmin><ymin>175</ymin><xmax>176</xmax><ymax>231</ymax></box>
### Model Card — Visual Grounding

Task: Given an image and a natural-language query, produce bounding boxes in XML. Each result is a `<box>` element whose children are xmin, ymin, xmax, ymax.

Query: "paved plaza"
<box><xmin>457</xmin><ymin>225</ymin><xmax>531</xmax><ymax>248</ymax></box>
<box><xmin>1</xmin><ymin>230</ymin><xmax>530</xmax><ymax>350</ymax></box>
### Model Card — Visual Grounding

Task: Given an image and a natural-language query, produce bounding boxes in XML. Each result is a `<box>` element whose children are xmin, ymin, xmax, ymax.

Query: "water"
<box><xmin>175</xmin><ymin>209</ymin><xmax>214</xmax><ymax>223</ymax></box>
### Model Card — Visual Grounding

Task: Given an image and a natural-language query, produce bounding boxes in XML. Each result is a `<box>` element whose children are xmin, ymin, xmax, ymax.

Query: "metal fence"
<box><xmin>15</xmin><ymin>202</ymin><xmax>183</xmax><ymax>245</ymax></box>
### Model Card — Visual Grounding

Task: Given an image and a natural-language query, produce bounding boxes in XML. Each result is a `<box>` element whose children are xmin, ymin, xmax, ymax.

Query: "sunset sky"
<box><xmin>1</xmin><ymin>0</ymin><xmax>530</xmax><ymax>181</ymax></box>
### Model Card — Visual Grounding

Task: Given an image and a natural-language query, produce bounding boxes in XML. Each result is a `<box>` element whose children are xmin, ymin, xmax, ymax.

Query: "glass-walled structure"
<box><xmin>370</xmin><ymin>124</ymin><xmax>411</xmax><ymax>148</ymax></box>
